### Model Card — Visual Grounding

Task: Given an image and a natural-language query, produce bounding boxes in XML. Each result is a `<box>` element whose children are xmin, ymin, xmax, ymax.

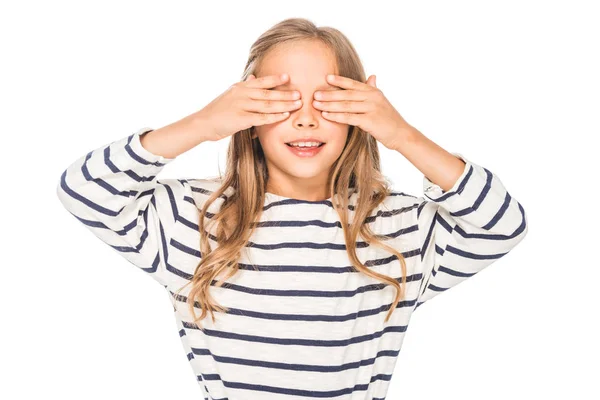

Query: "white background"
<box><xmin>2</xmin><ymin>1</ymin><xmax>598</xmax><ymax>399</ymax></box>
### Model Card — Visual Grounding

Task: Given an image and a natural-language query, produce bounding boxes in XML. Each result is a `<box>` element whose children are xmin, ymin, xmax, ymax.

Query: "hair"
<box><xmin>173</xmin><ymin>17</ymin><xmax>409</xmax><ymax>328</ymax></box>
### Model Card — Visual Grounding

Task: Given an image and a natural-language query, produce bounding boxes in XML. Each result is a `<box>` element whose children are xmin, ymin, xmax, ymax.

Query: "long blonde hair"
<box><xmin>174</xmin><ymin>17</ymin><xmax>408</xmax><ymax>328</ymax></box>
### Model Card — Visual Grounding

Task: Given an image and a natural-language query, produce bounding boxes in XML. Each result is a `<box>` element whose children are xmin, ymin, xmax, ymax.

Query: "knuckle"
<box><xmin>233</xmin><ymin>98</ymin><xmax>244</xmax><ymax>110</ymax></box>
<box><xmin>230</xmin><ymin>83</ymin><xmax>242</xmax><ymax>95</ymax></box>
<box><xmin>261</xmin><ymin>88</ymin><xmax>272</xmax><ymax>98</ymax></box>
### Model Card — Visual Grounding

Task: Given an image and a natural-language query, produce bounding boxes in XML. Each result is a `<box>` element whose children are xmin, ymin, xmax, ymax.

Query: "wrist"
<box><xmin>389</xmin><ymin>125</ymin><xmax>422</xmax><ymax>152</ymax></box>
<box><xmin>185</xmin><ymin>110</ymin><xmax>218</xmax><ymax>143</ymax></box>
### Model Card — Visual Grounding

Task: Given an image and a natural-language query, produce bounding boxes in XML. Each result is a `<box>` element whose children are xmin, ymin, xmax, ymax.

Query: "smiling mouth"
<box><xmin>285</xmin><ymin>143</ymin><xmax>326</xmax><ymax>147</ymax></box>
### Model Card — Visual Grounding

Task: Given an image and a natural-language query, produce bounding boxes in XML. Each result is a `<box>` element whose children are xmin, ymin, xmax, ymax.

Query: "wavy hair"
<box><xmin>174</xmin><ymin>17</ymin><xmax>409</xmax><ymax>328</ymax></box>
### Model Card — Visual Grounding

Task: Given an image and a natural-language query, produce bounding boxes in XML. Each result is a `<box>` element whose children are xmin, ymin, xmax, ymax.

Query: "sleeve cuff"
<box><xmin>422</xmin><ymin>152</ymin><xmax>489</xmax><ymax>214</ymax></box>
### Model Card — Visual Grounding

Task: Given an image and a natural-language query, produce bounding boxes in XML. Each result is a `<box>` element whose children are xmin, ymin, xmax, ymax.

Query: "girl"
<box><xmin>57</xmin><ymin>17</ymin><xmax>528</xmax><ymax>400</ymax></box>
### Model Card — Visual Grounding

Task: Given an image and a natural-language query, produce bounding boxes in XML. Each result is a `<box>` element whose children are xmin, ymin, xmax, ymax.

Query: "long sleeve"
<box><xmin>414</xmin><ymin>152</ymin><xmax>528</xmax><ymax>309</ymax></box>
<box><xmin>56</xmin><ymin>127</ymin><xmax>188</xmax><ymax>287</ymax></box>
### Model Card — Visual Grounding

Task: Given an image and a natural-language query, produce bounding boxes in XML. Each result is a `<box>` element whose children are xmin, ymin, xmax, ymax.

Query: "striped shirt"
<box><xmin>56</xmin><ymin>127</ymin><xmax>528</xmax><ymax>399</ymax></box>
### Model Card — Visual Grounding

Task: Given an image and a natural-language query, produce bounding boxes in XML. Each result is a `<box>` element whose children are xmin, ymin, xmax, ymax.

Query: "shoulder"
<box><xmin>185</xmin><ymin>176</ymin><xmax>225</xmax><ymax>194</ymax></box>
<box><xmin>183</xmin><ymin>176</ymin><xmax>234</xmax><ymax>209</ymax></box>
<box><xmin>364</xmin><ymin>189</ymin><xmax>422</xmax><ymax>235</ymax></box>
<box><xmin>379</xmin><ymin>189</ymin><xmax>421</xmax><ymax>213</ymax></box>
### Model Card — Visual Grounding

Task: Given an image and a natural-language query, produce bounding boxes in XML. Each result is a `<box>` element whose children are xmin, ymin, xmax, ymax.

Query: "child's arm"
<box><xmin>56</xmin><ymin>119</ymin><xmax>211</xmax><ymax>287</ymax></box>
<box><xmin>413</xmin><ymin>152</ymin><xmax>529</xmax><ymax>309</ymax></box>
<box><xmin>139</xmin><ymin>112</ymin><xmax>213</xmax><ymax>159</ymax></box>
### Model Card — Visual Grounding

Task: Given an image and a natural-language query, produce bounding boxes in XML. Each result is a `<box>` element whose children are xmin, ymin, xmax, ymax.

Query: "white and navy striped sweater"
<box><xmin>56</xmin><ymin>127</ymin><xmax>528</xmax><ymax>400</ymax></box>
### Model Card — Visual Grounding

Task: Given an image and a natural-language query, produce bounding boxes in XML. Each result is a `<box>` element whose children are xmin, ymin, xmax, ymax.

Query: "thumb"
<box><xmin>366</xmin><ymin>74</ymin><xmax>377</xmax><ymax>88</ymax></box>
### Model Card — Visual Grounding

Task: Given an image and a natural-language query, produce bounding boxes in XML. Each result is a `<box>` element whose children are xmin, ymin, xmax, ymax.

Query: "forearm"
<box><xmin>393</xmin><ymin>127</ymin><xmax>467</xmax><ymax>193</ymax></box>
<box><xmin>140</xmin><ymin>112</ymin><xmax>213</xmax><ymax>159</ymax></box>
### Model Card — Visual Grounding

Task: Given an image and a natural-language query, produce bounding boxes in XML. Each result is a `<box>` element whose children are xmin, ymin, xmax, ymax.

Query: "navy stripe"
<box><xmin>57</xmin><ymin>129</ymin><xmax>528</xmax><ymax>399</ymax></box>
<box><xmin>184</xmin><ymin>323</ymin><xmax>407</xmax><ymax>347</ymax></box>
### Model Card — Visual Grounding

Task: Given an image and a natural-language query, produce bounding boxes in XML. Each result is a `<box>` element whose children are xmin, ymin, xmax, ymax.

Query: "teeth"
<box><xmin>287</xmin><ymin>141</ymin><xmax>323</xmax><ymax>147</ymax></box>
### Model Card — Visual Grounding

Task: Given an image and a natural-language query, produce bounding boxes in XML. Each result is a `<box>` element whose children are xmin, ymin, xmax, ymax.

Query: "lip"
<box><xmin>285</xmin><ymin>138</ymin><xmax>325</xmax><ymax>144</ymax></box>
<box><xmin>286</xmin><ymin>142</ymin><xmax>326</xmax><ymax>158</ymax></box>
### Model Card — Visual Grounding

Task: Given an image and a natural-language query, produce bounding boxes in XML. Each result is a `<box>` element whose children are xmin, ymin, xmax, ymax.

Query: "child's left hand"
<box><xmin>313</xmin><ymin>74</ymin><xmax>413</xmax><ymax>151</ymax></box>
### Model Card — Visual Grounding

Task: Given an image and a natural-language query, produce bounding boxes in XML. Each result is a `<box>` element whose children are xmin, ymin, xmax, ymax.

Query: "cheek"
<box><xmin>254</xmin><ymin>127</ymin><xmax>282</xmax><ymax>150</ymax></box>
<box><xmin>329</xmin><ymin>129</ymin><xmax>349</xmax><ymax>151</ymax></box>
<box><xmin>254</xmin><ymin>121</ymin><xmax>281</xmax><ymax>137</ymax></box>
<box><xmin>327</xmin><ymin>141</ymin><xmax>347</xmax><ymax>156</ymax></box>
<box><xmin>259</xmin><ymin>138</ymin><xmax>286</xmax><ymax>159</ymax></box>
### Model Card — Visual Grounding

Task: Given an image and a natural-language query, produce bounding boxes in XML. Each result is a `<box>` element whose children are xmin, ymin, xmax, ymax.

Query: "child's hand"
<box><xmin>196</xmin><ymin>73</ymin><xmax>302</xmax><ymax>142</ymax></box>
<box><xmin>311</xmin><ymin>74</ymin><xmax>414</xmax><ymax>151</ymax></box>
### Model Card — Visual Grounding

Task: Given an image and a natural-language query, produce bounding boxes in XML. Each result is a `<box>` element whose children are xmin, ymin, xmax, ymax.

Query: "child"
<box><xmin>56</xmin><ymin>17</ymin><xmax>528</xmax><ymax>400</ymax></box>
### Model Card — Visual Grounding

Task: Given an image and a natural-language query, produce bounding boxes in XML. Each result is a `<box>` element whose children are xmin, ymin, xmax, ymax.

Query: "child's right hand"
<box><xmin>197</xmin><ymin>73</ymin><xmax>303</xmax><ymax>142</ymax></box>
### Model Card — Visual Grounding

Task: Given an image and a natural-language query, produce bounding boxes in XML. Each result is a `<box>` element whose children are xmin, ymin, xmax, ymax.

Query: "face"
<box><xmin>252</xmin><ymin>40</ymin><xmax>350</xmax><ymax>200</ymax></box>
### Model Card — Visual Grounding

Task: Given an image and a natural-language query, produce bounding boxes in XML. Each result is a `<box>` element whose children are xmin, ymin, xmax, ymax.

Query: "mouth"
<box><xmin>285</xmin><ymin>142</ymin><xmax>326</xmax><ymax>157</ymax></box>
<box><xmin>285</xmin><ymin>143</ymin><xmax>326</xmax><ymax>148</ymax></box>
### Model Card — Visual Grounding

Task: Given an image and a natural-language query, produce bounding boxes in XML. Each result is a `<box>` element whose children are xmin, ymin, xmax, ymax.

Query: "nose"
<box><xmin>292</xmin><ymin>97</ymin><xmax>319</xmax><ymax>129</ymax></box>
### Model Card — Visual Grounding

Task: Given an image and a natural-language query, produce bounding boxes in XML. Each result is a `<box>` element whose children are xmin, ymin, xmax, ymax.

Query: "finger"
<box><xmin>244</xmin><ymin>73</ymin><xmax>289</xmax><ymax>89</ymax></box>
<box><xmin>243</xmin><ymin>97</ymin><xmax>303</xmax><ymax>113</ymax></box>
<box><xmin>248</xmin><ymin>111</ymin><xmax>291</xmax><ymax>127</ymax></box>
<box><xmin>244</xmin><ymin>73</ymin><xmax>298</xmax><ymax>101</ymax></box>
<box><xmin>368</xmin><ymin>74</ymin><xmax>377</xmax><ymax>88</ymax></box>
<box><xmin>313</xmin><ymin>89</ymin><xmax>365</xmax><ymax>102</ymax></box>
<box><xmin>326</xmin><ymin>74</ymin><xmax>370</xmax><ymax>91</ymax></box>
<box><xmin>313</xmin><ymin>99</ymin><xmax>370</xmax><ymax>113</ymax></box>
<box><xmin>321</xmin><ymin>111</ymin><xmax>359</xmax><ymax>125</ymax></box>
<box><xmin>247</xmin><ymin>86</ymin><xmax>300</xmax><ymax>101</ymax></box>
